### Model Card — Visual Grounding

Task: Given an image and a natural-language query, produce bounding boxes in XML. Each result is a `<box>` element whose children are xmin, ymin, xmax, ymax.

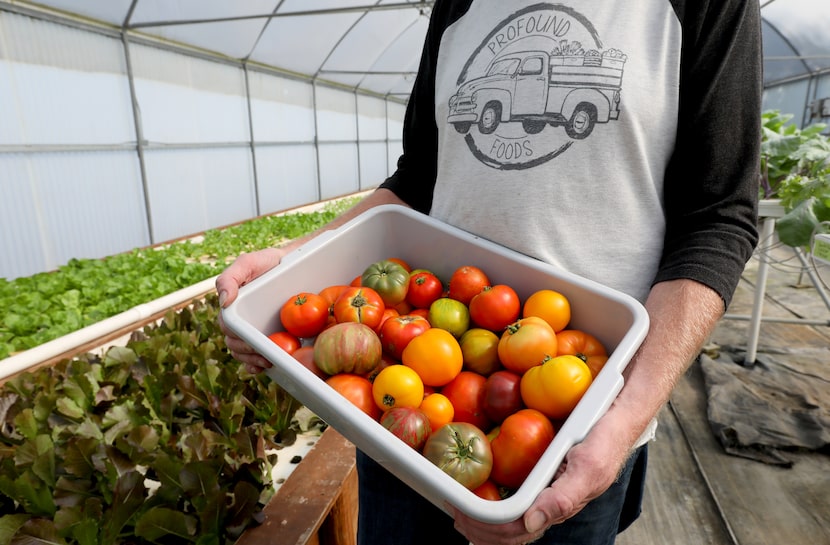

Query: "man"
<box><xmin>218</xmin><ymin>1</ymin><xmax>762</xmax><ymax>543</ymax></box>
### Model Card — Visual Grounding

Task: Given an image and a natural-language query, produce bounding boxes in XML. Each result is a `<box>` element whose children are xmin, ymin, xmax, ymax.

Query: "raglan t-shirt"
<box><xmin>381</xmin><ymin>0</ymin><xmax>762</xmax><ymax>308</ymax></box>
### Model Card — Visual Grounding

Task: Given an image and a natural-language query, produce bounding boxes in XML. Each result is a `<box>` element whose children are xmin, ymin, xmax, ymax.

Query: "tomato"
<box><xmin>423</xmin><ymin>422</ymin><xmax>493</xmax><ymax>491</ymax></box>
<box><xmin>472</xmin><ymin>479</ymin><xmax>504</xmax><ymax>501</ymax></box>
<box><xmin>447</xmin><ymin>265</ymin><xmax>490</xmax><ymax>305</ymax></box>
<box><xmin>361</xmin><ymin>259</ymin><xmax>411</xmax><ymax>306</ymax></box>
<box><xmin>332</xmin><ymin>286</ymin><xmax>386</xmax><ymax>330</ymax></box>
<box><xmin>293</xmin><ymin>345</ymin><xmax>328</xmax><ymax>379</ymax></box>
<box><xmin>468</xmin><ymin>284</ymin><xmax>521</xmax><ymax>333</ymax></box>
<box><xmin>379</xmin><ymin>314</ymin><xmax>431</xmax><ymax>361</ymax></box>
<box><xmin>522</xmin><ymin>289</ymin><xmax>571</xmax><ymax>332</ymax></box>
<box><xmin>364</xmin><ymin>353</ymin><xmax>397</xmax><ymax>383</ymax></box>
<box><xmin>406</xmin><ymin>271</ymin><xmax>445</xmax><ymax>309</ymax></box>
<box><xmin>372</xmin><ymin>364</ymin><xmax>425</xmax><ymax>412</ymax></box>
<box><xmin>376</xmin><ymin>307</ymin><xmax>400</xmax><ymax>333</ymax></box>
<box><xmin>360</xmin><ymin>259</ymin><xmax>409</xmax><ymax>307</ymax></box>
<box><xmin>520</xmin><ymin>355</ymin><xmax>593</xmax><ymax>420</ymax></box>
<box><xmin>441</xmin><ymin>371</ymin><xmax>492</xmax><ymax>432</ymax></box>
<box><xmin>401</xmin><ymin>327</ymin><xmax>463</xmax><ymax>387</ymax></box>
<box><xmin>313</xmin><ymin>322</ymin><xmax>382</xmax><ymax>375</ymax></box>
<box><xmin>458</xmin><ymin>328</ymin><xmax>502</xmax><ymax>376</ymax></box>
<box><xmin>380</xmin><ymin>407</ymin><xmax>432</xmax><ymax>451</ymax></box>
<box><xmin>497</xmin><ymin>317</ymin><xmax>558</xmax><ymax>374</ymax></box>
<box><xmin>386</xmin><ymin>257</ymin><xmax>412</xmax><ymax>273</ymax></box>
<box><xmin>419</xmin><ymin>393</ymin><xmax>455</xmax><ymax>432</ymax></box>
<box><xmin>410</xmin><ymin>308</ymin><xmax>430</xmax><ymax>321</ymax></box>
<box><xmin>482</xmin><ymin>370</ymin><xmax>525</xmax><ymax>424</ymax></box>
<box><xmin>350</xmin><ymin>275</ymin><xmax>362</xmax><ymax>287</ymax></box>
<box><xmin>267</xmin><ymin>330</ymin><xmax>301</xmax><ymax>354</ymax></box>
<box><xmin>279</xmin><ymin>292</ymin><xmax>330</xmax><ymax>338</ymax></box>
<box><xmin>318</xmin><ymin>284</ymin><xmax>350</xmax><ymax>324</ymax></box>
<box><xmin>489</xmin><ymin>409</ymin><xmax>555</xmax><ymax>489</ymax></box>
<box><xmin>326</xmin><ymin>374</ymin><xmax>381</xmax><ymax>420</ymax></box>
<box><xmin>427</xmin><ymin>297</ymin><xmax>470</xmax><ymax>338</ymax></box>
<box><xmin>555</xmin><ymin>329</ymin><xmax>609</xmax><ymax>378</ymax></box>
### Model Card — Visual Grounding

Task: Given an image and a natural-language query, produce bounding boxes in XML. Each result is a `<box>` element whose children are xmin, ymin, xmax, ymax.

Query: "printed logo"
<box><xmin>447</xmin><ymin>4</ymin><xmax>627</xmax><ymax>169</ymax></box>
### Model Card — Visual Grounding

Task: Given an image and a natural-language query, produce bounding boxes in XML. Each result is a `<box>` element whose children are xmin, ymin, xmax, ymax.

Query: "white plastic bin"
<box><xmin>221</xmin><ymin>204</ymin><xmax>649</xmax><ymax>524</ymax></box>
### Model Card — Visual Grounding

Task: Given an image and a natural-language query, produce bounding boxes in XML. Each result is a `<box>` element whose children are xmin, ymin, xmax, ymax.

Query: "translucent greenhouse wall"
<box><xmin>0</xmin><ymin>9</ymin><xmax>406</xmax><ymax>281</ymax></box>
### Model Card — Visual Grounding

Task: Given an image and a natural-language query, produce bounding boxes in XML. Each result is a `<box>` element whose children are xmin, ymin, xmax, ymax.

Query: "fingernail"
<box><xmin>525</xmin><ymin>510</ymin><xmax>547</xmax><ymax>533</ymax></box>
<box><xmin>218</xmin><ymin>290</ymin><xmax>227</xmax><ymax>307</ymax></box>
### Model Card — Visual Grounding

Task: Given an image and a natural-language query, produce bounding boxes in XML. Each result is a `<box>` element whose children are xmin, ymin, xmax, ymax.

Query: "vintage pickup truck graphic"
<box><xmin>448</xmin><ymin>47</ymin><xmax>627</xmax><ymax>139</ymax></box>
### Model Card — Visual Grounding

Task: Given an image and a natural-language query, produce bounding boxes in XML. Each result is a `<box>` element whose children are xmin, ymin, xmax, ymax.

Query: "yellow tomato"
<box><xmin>402</xmin><ymin>328</ymin><xmax>463</xmax><ymax>386</ymax></box>
<box><xmin>522</xmin><ymin>289</ymin><xmax>571</xmax><ymax>332</ymax></box>
<box><xmin>459</xmin><ymin>328</ymin><xmax>502</xmax><ymax>376</ymax></box>
<box><xmin>520</xmin><ymin>355</ymin><xmax>592</xmax><ymax>420</ymax></box>
<box><xmin>419</xmin><ymin>392</ymin><xmax>455</xmax><ymax>432</ymax></box>
<box><xmin>372</xmin><ymin>365</ymin><xmax>425</xmax><ymax>412</ymax></box>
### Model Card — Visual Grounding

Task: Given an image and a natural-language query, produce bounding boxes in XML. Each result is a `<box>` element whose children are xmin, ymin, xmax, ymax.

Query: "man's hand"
<box><xmin>216</xmin><ymin>247</ymin><xmax>285</xmax><ymax>373</ymax></box>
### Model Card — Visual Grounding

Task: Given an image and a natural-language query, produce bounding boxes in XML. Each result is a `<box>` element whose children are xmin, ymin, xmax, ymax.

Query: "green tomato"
<box><xmin>361</xmin><ymin>259</ymin><xmax>410</xmax><ymax>306</ymax></box>
<box><xmin>428</xmin><ymin>297</ymin><xmax>470</xmax><ymax>338</ymax></box>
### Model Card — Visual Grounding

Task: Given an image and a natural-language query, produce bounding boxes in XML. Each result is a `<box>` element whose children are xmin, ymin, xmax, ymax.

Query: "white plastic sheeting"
<box><xmin>2</xmin><ymin>0</ymin><xmax>829</xmax><ymax>280</ymax></box>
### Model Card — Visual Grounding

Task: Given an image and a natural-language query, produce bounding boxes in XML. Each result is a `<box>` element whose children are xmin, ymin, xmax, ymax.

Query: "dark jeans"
<box><xmin>356</xmin><ymin>444</ymin><xmax>647</xmax><ymax>545</ymax></box>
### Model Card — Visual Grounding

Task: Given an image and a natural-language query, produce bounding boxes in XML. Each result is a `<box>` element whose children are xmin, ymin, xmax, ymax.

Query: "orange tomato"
<box><xmin>419</xmin><ymin>392</ymin><xmax>455</xmax><ymax>432</ymax></box>
<box><xmin>372</xmin><ymin>365</ymin><xmax>425</xmax><ymax>412</ymax></box>
<box><xmin>401</xmin><ymin>327</ymin><xmax>463</xmax><ymax>387</ymax></box>
<box><xmin>472</xmin><ymin>479</ymin><xmax>503</xmax><ymax>501</ymax></box>
<box><xmin>520</xmin><ymin>355</ymin><xmax>592</xmax><ymax>420</ymax></box>
<box><xmin>386</xmin><ymin>257</ymin><xmax>412</xmax><ymax>273</ymax></box>
<box><xmin>522</xmin><ymin>289</ymin><xmax>571</xmax><ymax>332</ymax></box>
<box><xmin>497</xmin><ymin>317</ymin><xmax>558</xmax><ymax>374</ymax></box>
<box><xmin>555</xmin><ymin>329</ymin><xmax>609</xmax><ymax>378</ymax></box>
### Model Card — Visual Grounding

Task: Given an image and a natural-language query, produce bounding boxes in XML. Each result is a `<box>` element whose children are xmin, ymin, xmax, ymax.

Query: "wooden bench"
<box><xmin>237</xmin><ymin>427</ymin><xmax>358</xmax><ymax>545</ymax></box>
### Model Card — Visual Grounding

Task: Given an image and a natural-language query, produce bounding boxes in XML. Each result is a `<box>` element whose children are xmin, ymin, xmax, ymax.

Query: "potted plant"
<box><xmin>759</xmin><ymin>109</ymin><xmax>830</xmax><ymax>248</ymax></box>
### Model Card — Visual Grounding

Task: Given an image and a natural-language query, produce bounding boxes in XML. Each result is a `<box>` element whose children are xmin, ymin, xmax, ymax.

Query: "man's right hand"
<box><xmin>216</xmin><ymin>247</ymin><xmax>285</xmax><ymax>373</ymax></box>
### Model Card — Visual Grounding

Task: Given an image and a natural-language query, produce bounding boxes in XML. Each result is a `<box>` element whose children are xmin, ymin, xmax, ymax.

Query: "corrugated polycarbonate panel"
<box><xmin>130</xmin><ymin>43</ymin><xmax>249</xmax><ymax>144</ymax></box>
<box><xmin>763</xmin><ymin>80</ymin><xmax>811</xmax><ymax>122</ymax></box>
<box><xmin>135</xmin><ymin>20</ymin><xmax>266</xmax><ymax>60</ymax></box>
<box><xmin>254</xmin><ymin>144</ymin><xmax>319</xmax><ymax>215</ymax></box>
<box><xmin>130</xmin><ymin>0</ymin><xmax>277</xmax><ymax>25</ymax></box>
<box><xmin>0</xmin><ymin>151</ymin><xmax>149</xmax><ymax>280</ymax></box>
<box><xmin>0</xmin><ymin>11</ymin><xmax>134</xmax><ymax>145</ymax></box>
<box><xmin>762</xmin><ymin>0</ymin><xmax>830</xmax><ymax>76</ymax></box>
<box><xmin>248</xmin><ymin>71</ymin><xmax>315</xmax><ymax>142</ymax></box>
<box><xmin>315</xmin><ymin>86</ymin><xmax>357</xmax><ymax>141</ymax></box>
<box><xmin>142</xmin><ymin>147</ymin><xmax>256</xmax><ymax>243</ymax></box>
<box><xmin>318</xmin><ymin>142</ymin><xmax>359</xmax><ymax>200</ymax></box>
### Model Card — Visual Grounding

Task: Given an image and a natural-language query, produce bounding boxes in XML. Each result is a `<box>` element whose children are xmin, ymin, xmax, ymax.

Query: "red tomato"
<box><xmin>410</xmin><ymin>308</ymin><xmax>430</xmax><ymax>320</ymax></box>
<box><xmin>472</xmin><ymin>479</ymin><xmax>503</xmax><ymax>501</ymax></box>
<box><xmin>441</xmin><ymin>371</ymin><xmax>492</xmax><ymax>432</ymax></box>
<box><xmin>319</xmin><ymin>284</ymin><xmax>350</xmax><ymax>324</ymax></box>
<box><xmin>332</xmin><ymin>286</ymin><xmax>386</xmax><ymax>330</ymax></box>
<box><xmin>468</xmin><ymin>284</ymin><xmax>521</xmax><ymax>333</ymax></box>
<box><xmin>447</xmin><ymin>265</ymin><xmax>490</xmax><ymax>305</ymax></box>
<box><xmin>279</xmin><ymin>292</ymin><xmax>330</xmax><ymax>338</ymax></box>
<box><xmin>489</xmin><ymin>409</ymin><xmax>555</xmax><ymax>489</ymax></box>
<box><xmin>326</xmin><ymin>374</ymin><xmax>381</xmax><ymax>420</ymax></box>
<box><xmin>497</xmin><ymin>317</ymin><xmax>558</xmax><ymax>374</ymax></box>
<box><xmin>380</xmin><ymin>407</ymin><xmax>432</xmax><ymax>451</ymax></box>
<box><xmin>482</xmin><ymin>370</ymin><xmax>525</xmax><ymax>424</ymax></box>
<box><xmin>267</xmin><ymin>331</ymin><xmax>301</xmax><ymax>354</ymax></box>
<box><xmin>406</xmin><ymin>271</ymin><xmax>445</xmax><ymax>309</ymax></box>
<box><xmin>293</xmin><ymin>345</ymin><xmax>328</xmax><ymax>379</ymax></box>
<box><xmin>376</xmin><ymin>307</ymin><xmax>400</xmax><ymax>333</ymax></box>
<box><xmin>379</xmin><ymin>314</ymin><xmax>431</xmax><ymax>361</ymax></box>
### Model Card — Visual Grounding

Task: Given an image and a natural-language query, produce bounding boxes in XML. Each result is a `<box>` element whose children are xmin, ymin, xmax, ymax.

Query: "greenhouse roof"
<box><xmin>13</xmin><ymin>0</ymin><xmax>830</xmax><ymax>97</ymax></box>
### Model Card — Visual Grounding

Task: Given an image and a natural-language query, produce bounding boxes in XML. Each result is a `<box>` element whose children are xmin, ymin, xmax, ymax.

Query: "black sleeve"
<box><xmin>657</xmin><ymin>0</ymin><xmax>763</xmax><ymax>308</ymax></box>
<box><xmin>378</xmin><ymin>0</ymin><xmax>472</xmax><ymax>214</ymax></box>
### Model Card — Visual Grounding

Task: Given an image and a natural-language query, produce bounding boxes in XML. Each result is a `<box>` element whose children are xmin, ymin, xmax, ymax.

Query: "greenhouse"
<box><xmin>1</xmin><ymin>1</ymin><xmax>828</xmax><ymax>544</ymax></box>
